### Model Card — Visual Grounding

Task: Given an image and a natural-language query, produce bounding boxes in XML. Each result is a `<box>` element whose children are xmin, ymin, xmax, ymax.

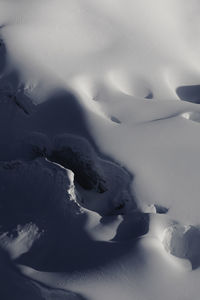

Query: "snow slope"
<box><xmin>1</xmin><ymin>0</ymin><xmax>200</xmax><ymax>299</ymax></box>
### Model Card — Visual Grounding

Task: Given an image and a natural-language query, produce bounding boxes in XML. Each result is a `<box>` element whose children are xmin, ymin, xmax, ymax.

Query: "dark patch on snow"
<box><xmin>110</xmin><ymin>116</ymin><xmax>121</xmax><ymax>124</ymax></box>
<box><xmin>176</xmin><ymin>85</ymin><xmax>200</xmax><ymax>104</ymax></box>
<box><xmin>145</xmin><ymin>92</ymin><xmax>153</xmax><ymax>99</ymax></box>
<box><xmin>154</xmin><ymin>204</ymin><xmax>169</xmax><ymax>214</ymax></box>
<box><xmin>0</xmin><ymin>248</ymin><xmax>86</xmax><ymax>300</ymax></box>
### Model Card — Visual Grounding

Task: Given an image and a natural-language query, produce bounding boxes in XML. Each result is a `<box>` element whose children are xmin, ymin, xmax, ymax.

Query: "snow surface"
<box><xmin>1</xmin><ymin>0</ymin><xmax>200</xmax><ymax>299</ymax></box>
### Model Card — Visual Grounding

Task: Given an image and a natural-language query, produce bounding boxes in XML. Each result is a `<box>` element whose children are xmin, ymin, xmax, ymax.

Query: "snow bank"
<box><xmin>51</xmin><ymin>134</ymin><xmax>135</xmax><ymax>215</ymax></box>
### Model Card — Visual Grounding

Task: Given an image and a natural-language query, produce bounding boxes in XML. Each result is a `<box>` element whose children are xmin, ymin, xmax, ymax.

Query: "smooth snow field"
<box><xmin>1</xmin><ymin>1</ymin><xmax>200</xmax><ymax>299</ymax></box>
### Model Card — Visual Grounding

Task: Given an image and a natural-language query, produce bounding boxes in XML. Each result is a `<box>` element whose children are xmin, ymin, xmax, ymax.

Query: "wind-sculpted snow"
<box><xmin>0</xmin><ymin>158</ymin><xmax>79</xmax><ymax>216</ymax></box>
<box><xmin>0</xmin><ymin>156</ymin><xmax>82</xmax><ymax>268</ymax></box>
<box><xmin>50</xmin><ymin>134</ymin><xmax>135</xmax><ymax>215</ymax></box>
<box><xmin>162</xmin><ymin>224</ymin><xmax>200</xmax><ymax>269</ymax></box>
<box><xmin>0</xmin><ymin>137</ymin><xmax>142</xmax><ymax>286</ymax></box>
<box><xmin>1</xmin><ymin>1</ymin><xmax>200</xmax><ymax>299</ymax></box>
<box><xmin>0</xmin><ymin>223</ymin><xmax>41</xmax><ymax>260</ymax></box>
<box><xmin>0</xmin><ymin>248</ymin><xmax>85</xmax><ymax>300</ymax></box>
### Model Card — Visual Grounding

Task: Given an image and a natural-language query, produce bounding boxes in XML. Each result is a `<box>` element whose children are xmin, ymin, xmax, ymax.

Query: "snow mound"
<box><xmin>51</xmin><ymin>134</ymin><xmax>135</xmax><ymax>215</ymax></box>
<box><xmin>0</xmin><ymin>222</ymin><xmax>41</xmax><ymax>259</ymax></box>
<box><xmin>162</xmin><ymin>224</ymin><xmax>200</xmax><ymax>269</ymax></box>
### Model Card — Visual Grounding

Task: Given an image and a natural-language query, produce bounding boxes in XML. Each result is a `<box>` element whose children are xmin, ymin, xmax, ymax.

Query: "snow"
<box><xmin>1</xmin><ymin>0</ymin><xmax>200</xmax><ymax>299</ymax></box>
<box><xmin>0</xmin><ymin>223</ymin><xmax>41</xmax><ymax>260</ymax></box>
<box><xmin>162</xmin><ymin>224</ymin><xmax>200</xmax><ymax>269</ymax></box>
